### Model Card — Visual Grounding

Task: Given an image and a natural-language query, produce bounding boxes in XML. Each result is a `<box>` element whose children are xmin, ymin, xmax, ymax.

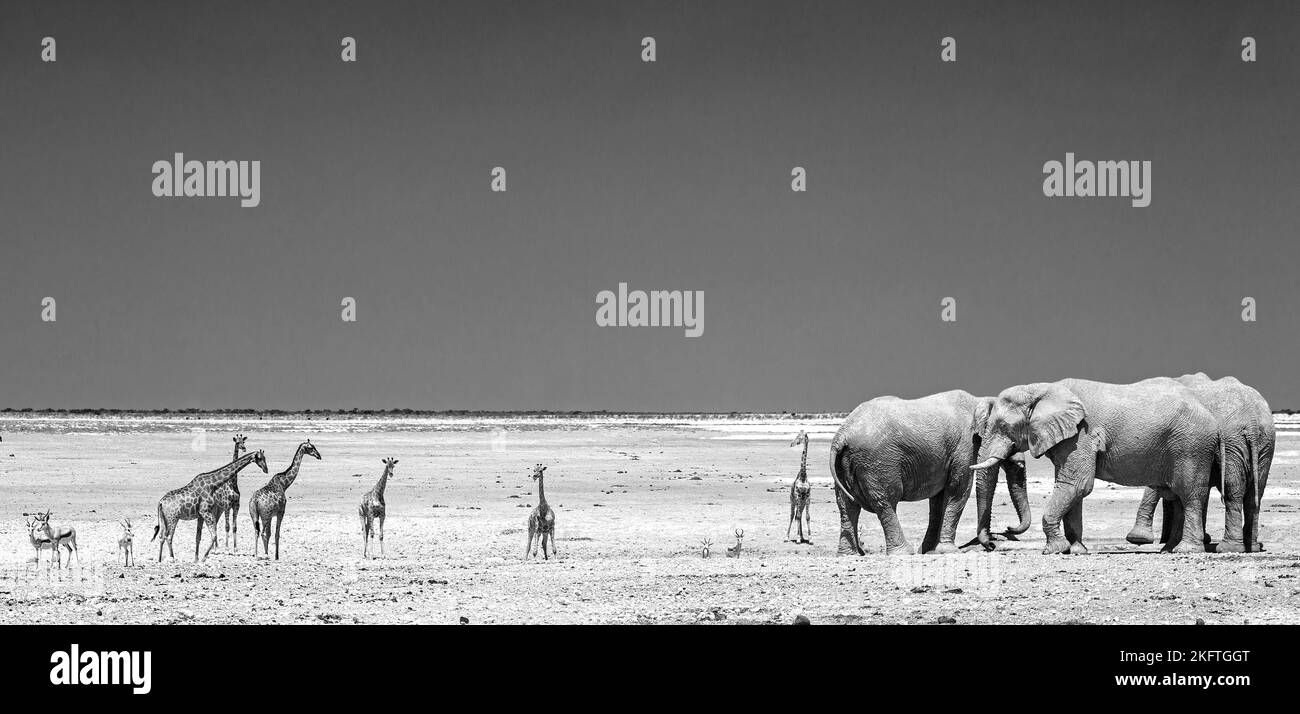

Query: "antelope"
<box><xmin>25</xmin><ymin>517</ymin><xmax>56</xmax><ymax>568</ymax></box>
<box><xmin>27</xmin><ymin>510</ymin><xmax>80</xmax><ymax>569</ymax></box>
<box><xmin>118</xmin><ymin>519</ymin><xmax>135</xmax><ymax>567</ymax></box>
<box><xmin>725</xmin><ymin>529</ymin><xmax>744</xmax><ymax>558</ymax></box>
<box><xmin>700</xmin><ymin>537</ymin><xmax>713</xmax><ymax>559</ymax></box>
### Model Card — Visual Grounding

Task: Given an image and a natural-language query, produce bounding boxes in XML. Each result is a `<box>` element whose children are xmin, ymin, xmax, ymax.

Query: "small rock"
<box><xmin>792</xmin><ymin>614</ymin><xmax>811</xmax><ymax>625</ymax></box>
<box><xmin>459</xmin><ymin>616</ymin><xmax>470</xmax><ymax>625</ymax></box>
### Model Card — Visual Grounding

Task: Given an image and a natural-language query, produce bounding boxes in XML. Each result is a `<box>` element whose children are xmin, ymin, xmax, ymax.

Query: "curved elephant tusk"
<box><xmin>970</xmin><ymin>457</ymin><xmax>1002</xmax><ymax>470</ymax></box>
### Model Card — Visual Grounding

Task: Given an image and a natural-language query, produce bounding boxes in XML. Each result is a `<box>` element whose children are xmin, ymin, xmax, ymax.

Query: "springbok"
<box><xmin>725</xmin><ymin>529</ymin><xmax>744</xmax><ymax>558</ymax></box>
<box><xmin>118</xmin><ymin>519</ymin><xmax>135</xmax><ymax>567</ymax></box>
<box><xmin>25</xmin><ymin>517</ymin><xmax>56</xmax><ymax>568</ymax></box>
<box><xmin>28</xmin><ymin>510</ymin><xmax>80</xmax><ymax>569</ymax></box>
<box><xmin>700</xmin><ymin>537</ymin><xmax>713</xmax><ymax>559</ymax></box>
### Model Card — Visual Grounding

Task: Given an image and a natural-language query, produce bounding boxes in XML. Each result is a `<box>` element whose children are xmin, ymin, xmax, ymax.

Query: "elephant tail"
<box><xmin>829</xmin><ymin>440</ymin><xmax>862</xmax><ymax>510</ymax></box>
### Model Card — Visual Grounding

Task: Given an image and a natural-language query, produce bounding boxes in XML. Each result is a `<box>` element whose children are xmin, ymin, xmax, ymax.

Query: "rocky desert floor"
<box><xmin>1</xmin><ymin>414</ymin><xmax>1298</xmax><ymax>625</ymax></box>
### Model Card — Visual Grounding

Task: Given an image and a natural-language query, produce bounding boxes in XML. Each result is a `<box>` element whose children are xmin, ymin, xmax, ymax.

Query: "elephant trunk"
<box><xmin>973</xmin><ymin>436</ymin><xmax>1015</xmax><ymax>550</ymax></box>
<box><xmin>1002</xmin><ymin>456</ymin><xmax>1032</xmax><ymax>535</ymax></box>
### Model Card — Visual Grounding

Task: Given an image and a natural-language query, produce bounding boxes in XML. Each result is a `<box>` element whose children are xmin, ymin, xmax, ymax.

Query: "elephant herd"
<box><xmin>829</xmin><ymin>373</ymin><xmax>1273</xmax><ymax>556</ymax></box>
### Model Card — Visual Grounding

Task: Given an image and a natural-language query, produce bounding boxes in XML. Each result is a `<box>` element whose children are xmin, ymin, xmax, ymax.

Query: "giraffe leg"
<box><xmin>202</xmin><ymin>518</ymin><xmax>220</xmax><ymax>561</ymax></box>
<box><xmin>787</xmin><ymin>499</ymin><xmax>796</xmax><ymax>541</ymax></box>
<box><xmin>551</xmin><ymin>526</ymin><xmax>559</xmax><ymax>558</ymax></box>
<box><xmin>231</xmin><ymin>504</ymin><xmax>239</xmax><ymax>552</ymax></box>
<box><xmin>259</xmin><ymin>515</ymin><xmax>272</xmax><ymax>557</ymax></box>
<box><xmin>167</xmin><ymin>525</ymin><xmax>175</xmax><ymax>559</ymax></box>
<box><xmin>378</xmin><ymin>515</ymin><xmax>385</xmax><ymax>557</ymax></box>
<box><xmin>274</xmin><ymin>514</ymin><xmax>282</xmax><ymax>560</ymax></box>
<box><xmin>250</xmin><ymin>508</ymin><xmax>260</xmax><ymax>557</ymax></box>
<box><xmin>805</xmin><ymin>499</ymin><xmax>812</xmax><ymax>542</ymax></box>
<box><xmin>525</xmin><ymin>525</ymin><xmax>535</xmax><ymax>559</ymax></box>
<box><xmin>361</xmin><ymin>517</ymin><xmax>368</xmax><ymax>558</ymax></box>
<box><xmin>194</xmin><ymin>517</ymin><xmax>203</xmax><ymax>562</ymax></box>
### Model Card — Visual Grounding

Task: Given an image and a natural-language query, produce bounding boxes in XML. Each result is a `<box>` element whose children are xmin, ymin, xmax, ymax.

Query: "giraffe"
<box><xmin>525</xmin><ymin>463</ymin><xmax>557</xmax><ymax>560</ymax></box>
<box><xmin>152</xmin><ymin>449</ymin><xmax>268</xmax><ymax>562</ymax></box>
<box><xmin>786</xmin><ymin>430</ymin><xmax>813</xmax><ymax>543</ymax></box>
<box><xmin>249</xmin><ymin>440</ymin><xmax>322</xmax><ymax>560</ymax></box>
<box><xmin>211</xmin><ymin>434</ymin><xmax>247</xmax><ymax>552</ymax></box>
<box><xmin>359</xmin><ymin>457</ymin><xmax>396</xmax><ymax>558</ymax></box>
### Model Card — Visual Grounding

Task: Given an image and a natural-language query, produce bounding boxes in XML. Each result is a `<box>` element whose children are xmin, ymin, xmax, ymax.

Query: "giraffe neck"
<box><xmin>277</xmin><ymin>446</ymin><xmax>307</xmax><ymax>490</ymax></box>
<box><xmin>230</xmin><ymin>446</ymin><xmax>246</xmax><ymax>491</ymax></box>
<box><xmin>798</xmin><ymin>440</ymin><xmax>809</xmax><ymax>481</ymax></box>
<box><xmin>204</xmin><ymin>451</ymin><xmax>258</xmax><ymax>491</ymax></box>
<box><xmin>536</xmin><ymin>474</ymin><xmax>547</xmax><ymax>508</ymax></box>
<box><xmin>373</xmin><ymin>468</ymin><xmax>391</xmax><ymax>497</ymax></box>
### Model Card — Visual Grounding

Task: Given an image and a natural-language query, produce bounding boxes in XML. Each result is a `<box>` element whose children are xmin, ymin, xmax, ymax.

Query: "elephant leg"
<box><xmin>1063</xmin><ymin>499</ymin><xmax>1089</xmax><ymax>555</ymax></box>
<box><xmin>1169</xmin><ymin>470</ymin><xmax>1208</xmax><ymax>553</ymax></box>
<box><xmin>1161</xmin><ymin>498</ymin><xmax>1185</xmax><ymax>552</ymax></box>
<box><xmin>874</xmin><ymin>502</ymin><xmax>912</xmax><ymax>556</ymax></box>
<box><xmin>932</xmin><ymin>471</ymin><xmax>972</xmax><ymax>554</ymax></box>
<box><xmin>1217</xmin><ymin>461</ymin><xmax>1247</xmax><ymax>553</ymax></box>
<box><xmin>1158</xmin><ymin>494</ymin><xmax>1176</xmax><ymax>545</ymax></box>
<box><xmin>1042</xmin><ymin>434</ymin><xmax>1095</xmax><ymax>555</ymax></box>
<box><xmin>835</xmin><ymin>488</ymin><xmax>864</xmax><ymax>556</ymax></box>
<box><xmin>1126</xmin><ymin>487</ymin><xmax>1160</xmax><ymax>545</ymax></box>
<box><xmin>920</xmin><ymin>495</ymin><xmax>943</xmax><ymax>554</ymax></box>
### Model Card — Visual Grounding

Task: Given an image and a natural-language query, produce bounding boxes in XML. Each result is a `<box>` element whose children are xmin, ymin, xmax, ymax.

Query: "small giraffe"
<box><xmin>211</xmin><ymin>434</ymin><xmax>247</xmax><ymax>551</ymax></box>
<box><xmin>249</xmin><ymin>440</ymin><xmax>321</xmax><ymax>560</ymax></box>
<box><xmin>118</xmin><ymin>519</ymin><xmax>135</xmax><ymax>567</ymax></box>
<box><xmin>152</xmin><ymin>450</ymin><xmax>268</xmax><ymax>562</ymax></box>
<box><xmin>525</xmin><ymin>463</ymin><xmax>558</xmax><ymax>560</ymax></box>
<box><xmin>359</xmin><ymin>458</ymin><xmax>397</xmax><ymax>558</ymax></box>
<box><xmin>786</xmin><ymin>430</ymin><xmax>813</xmax><ymax>544</ymax></box>
<box><xmin>30</xmin><ymin>510</ymin><xmax>80</xmax><ymax>569</ymax></box>
<box><xmin>725</xmin><ymin>528</ymin><xmax>744</xmax><ymax>558</ymax></box>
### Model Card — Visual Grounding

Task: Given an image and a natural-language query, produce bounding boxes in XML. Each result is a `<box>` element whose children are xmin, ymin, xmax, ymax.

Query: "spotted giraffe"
<box><xmin>249</xmin><ymin>440</ymin><xmax>321</xmax><ymax>560</ymax></box>
<box><xmin>211</xmin><ymin>434</ymin><xmax>247</xmax><ymax>551</ymax></box>
<box><xmin>359</xmin><ymin>457</ymin><xmax>396</xmax><ymax>558</ymax></box>
<box><xmin>152</xmin><ymin>450</ymin><xmax>269</xmax><ymax>562</ymax></box>
<box><xmin>786</xmin><ymin>430</ymin><xmax>813</xmax><ymax>543</ymax></box>
<box><xmin>525</xmin><ymin>463</ymin><xmax>557</xmax><ymax>560</ymax></box>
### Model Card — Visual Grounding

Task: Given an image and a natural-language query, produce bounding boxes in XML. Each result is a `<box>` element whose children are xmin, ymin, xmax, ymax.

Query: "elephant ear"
<box><xmin>1027</xmin><ymin>385</ymin><xmax>1086</xmax><ymax>458</ymax></box>
<box><xmin>971</xmin><ymin>397</ymin><xmax>994</xmax><ymax>439</ymax></box>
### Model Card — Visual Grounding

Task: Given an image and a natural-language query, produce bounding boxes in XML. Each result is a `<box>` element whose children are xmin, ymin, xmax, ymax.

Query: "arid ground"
<box><xmin>1</xmin><ymin>414</ymin><xmax>1298</xmax><ymax>624</ymax></box>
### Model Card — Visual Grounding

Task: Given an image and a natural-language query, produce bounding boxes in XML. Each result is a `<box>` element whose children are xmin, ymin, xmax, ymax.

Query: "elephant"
<box><xmin>1125</xmin><ymin>373</ymin><xmax>1274</xmax><ymax>552</ymax></box>
<box><xmin>972</xmin><ymin>378</ymin><xmax>1221</xmax><ymax>554</ymax></box>
<box><xmin>829</xmin><ymin>390</ymin><xmax>1031</xmax><ymax>555</ymax></box>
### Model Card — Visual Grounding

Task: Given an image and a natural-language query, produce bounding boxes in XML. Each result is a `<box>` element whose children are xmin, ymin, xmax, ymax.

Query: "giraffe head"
<box><xmin>302</xmin><ymin>439</ymin><xmax>322</xmax><ymax>460</ymax></box>
<box><xmin>530</xmin><ymin>463</ymin><xmax>547</xmax><ymax>481</ymax></box>
<box><xmin>382</xmin><ymin>457</ymin><xmax>398</xmax><ymax>475</ymax></box>
<box><xmin>233</xmin><ymin>434</ymin><xmax>248</xmax><ymax>456</ymax></box>
<box><xmin>252</xmin><ymin>449</ymin><xmax>269</xmax><ymax>472</ymax></box>
<box><xmin>790</xmin><ymin>431</ymin><xmax>809</xmax><ymax>448</ymax></box>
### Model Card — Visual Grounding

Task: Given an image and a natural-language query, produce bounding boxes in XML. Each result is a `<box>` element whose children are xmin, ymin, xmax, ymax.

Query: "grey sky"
<box><xmin>2</xmin><ymin>1</ymin><xmax>1298</xmax><ymax>411</ymax></box>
